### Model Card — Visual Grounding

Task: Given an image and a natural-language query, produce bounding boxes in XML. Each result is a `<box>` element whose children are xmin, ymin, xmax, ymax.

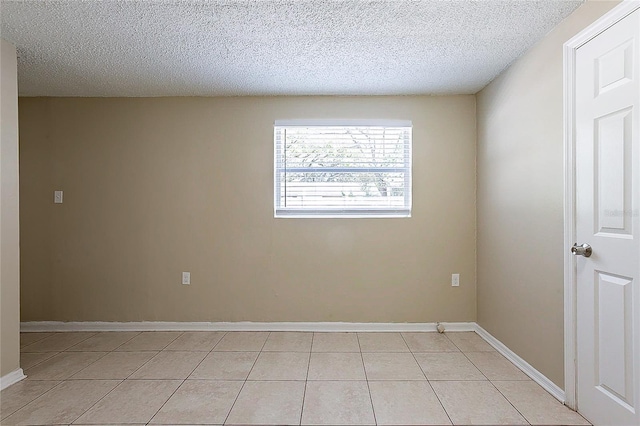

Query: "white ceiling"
<box><xmin>0</xmin><ymin>0</ymin><xmax>583</xmax><ymax>97</ymax></box>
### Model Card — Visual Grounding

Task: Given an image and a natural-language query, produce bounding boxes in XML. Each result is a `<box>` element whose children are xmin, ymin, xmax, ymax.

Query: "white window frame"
<box><xmin>274</xmin><ymin>119</ymin><xmax>412</xmax><ymax>218</ymax></box>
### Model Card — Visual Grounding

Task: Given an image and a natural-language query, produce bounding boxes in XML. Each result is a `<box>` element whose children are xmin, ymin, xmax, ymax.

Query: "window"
<box><xmin>274</xmin><ymin>119</ymin><xmax>412</xmax><ymax>218</ymax></box>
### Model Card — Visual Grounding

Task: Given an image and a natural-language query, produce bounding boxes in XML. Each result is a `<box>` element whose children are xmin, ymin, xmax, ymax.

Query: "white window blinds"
<box><xmin>274</xmin><ymin>120</ymin><xmax>412</xmax><ymax>218</ymax></box>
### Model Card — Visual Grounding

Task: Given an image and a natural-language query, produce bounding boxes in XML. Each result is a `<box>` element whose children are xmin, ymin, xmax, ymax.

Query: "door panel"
<box><xmin>575</xmin><ymin>8</ymin><xmax>640</xmax><ymax>426</ymax></box>
<box><xmin>595</xmin><ymin>107</ymin><xmax>632</xmax><ymax>235</ymax></box>
<box><xmin>595</xmin><ymin>271</ymin><xmax>633</xmax><ymax>406</ymax></box>
<box><xmin>596</xmin><ymin>39</ymin><xmax>633</xmax><ymax>95</ymax></box>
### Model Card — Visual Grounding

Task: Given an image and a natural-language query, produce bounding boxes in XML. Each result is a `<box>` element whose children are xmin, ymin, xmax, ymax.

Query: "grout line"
<box><xmin>19</xmin><ymin>331</ymin><xmax>55</xmax><ymax>348</ymax></box>
<box><xmin>109</xmin><ymin>331</ymin><xmax>143</xmax><ymax>352</ymax></box>
<box><xmin>491</xmin><ymin>380</ymin><xmax>534</xmax><ymax>425</ymax></box>
<box><xmin>143</xmin><ymin>332</ymin><xmax>232</xmax><ymax>424</ymax></box>
<box><xmin>68</xmin><ymin>378</ymin><xmax>126</xmax><ymax>425</ymax></box>
<box><xmin>66</xmin><ymin>335</ymin><xmax>183</xmax><ymax>423</ymax></box>
<box><xmin>158</xmin><ymin>331</ymin><xmax>185</xmax><ymax>351</ymax></box>
<box><xmin>299</xmin><ymin>332</ymin><xmax>314</xmax><ymax>426</ymax></box>
<box><xmin>124</xmin><ymin>333</ymin><xmax>219</xmax><ymax>381</ymax></box>
<box><xmin>400</xmin><ymin>332</ymin><xmax>454</xmax><ymax>426</ymax></box>
<box><xmin>184</xmin><ymin>348</ymin><xmax>214</xmax><ymax>380</ymax></box>
<box><xmin>19</xmin><ymin>350</ymin><xmax>61</xmax><ymax>371</ymax></box>
<box><xmin>65</xmin><ymin>331</ymin><xmax>100</xmax><ymax>349</ymax></box>
<box><xmin>169</xmin><ymin>330</ymin><xmax>229</xmax><ymax>384</ymax></box>
<box><xmin>209</xmin><ymin>331</ymin><xmax>228</xmax><ymax>353</ymax></box>
<box><xmin>452</xmin><ymin>342</ymin><xmax>492</xmax><ymax>382</ymax></box>
<box><xmin>124</xmin><ymin>350</ymin><xmax>164</xmax><ymax>379</ymax></box>
<box><xmin>399</xmin><ymin>334</ymin><xmax>426</xmax><ymax>382</ymax></box>
<box><xmin>443</xmin><ymin>331</ymin><xmax>463</xmax><ymax>352</ymax></box>
<box><xmin>63</xmin><ymin>351</ymin><xmax>114</xmax><ymax>380</ymax></box>
<box><xmin>21</xmin><ymin>331</ymin><xmax>98</xmax><ymax>353</ymax></box>
<box><xmin>144</xmin><ymin>379</ymin><xmax>184</xmax><ymax>424</ymax></box>
<box><xmin>356</xmin><ymin>332</ymin><xmax>377</xmax><ymax>426</ymax></box>
<box><xmin>222</xmin><ymin>331</ymin><xmax>271</xmax><ymax>425</ymax></box>
<box><xmin>65</xmin><ymin>332</ymin><xmax>145</xmax><ymax>379</ymax></box>
<box><xmin>146</xmin><ymin>371</ymin><xmax>197</xmax><ymax>423</ymax></box>
<box><xmin>66</xmin><ymin>330</ymin><xmax>139</xmax><ymax>352</ymax></box>
<box><xmin>399</xmin><ymin>333</ymin><xmax>428</xmax><ymax>381</ymax></box>
<box><xmin>114</xmin><ymin>337</ymin><xmax>185</xmax><ymax>381</ymax></box>
<box><xmin>0</xmin><ymin>379</ymin><xmax>67</xmax><ymax>421</ymax></box>
<box><xmin>448</xmin><ymin>333</ymin><xmax>532</xmax><ymax>425</ymax></box>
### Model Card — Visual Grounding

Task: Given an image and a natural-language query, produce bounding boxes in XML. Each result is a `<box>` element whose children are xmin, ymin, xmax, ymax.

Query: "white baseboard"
<box><xmin>20</xmin><ymin>321</ymin><xmax>477</xmax><ymax>333</ymax></box>
<box><xmin>0</xmin><ymin>368</ymin><xmax>25</xmax><ymax>391</ymax></box>
<box><xmin>474</xmin><ymin>324</ymin><xmax>566</xmax><ymax>403</ymax></box>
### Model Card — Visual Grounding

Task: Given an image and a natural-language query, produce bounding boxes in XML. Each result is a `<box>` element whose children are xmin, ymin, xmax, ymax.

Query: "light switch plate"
<box><xmin>54</xmin><ymin>190</ymin><xmax>63</xmax><ymax>204</ymax></box>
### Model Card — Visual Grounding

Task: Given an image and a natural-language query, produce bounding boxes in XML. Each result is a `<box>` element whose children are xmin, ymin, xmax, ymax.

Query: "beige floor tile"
<box><xmin>0</xmin><ymin>331</ymin><xmax>581</xmax><ymax>426</ymax></box>
<box><xmin>302</xmin><ymin>381</ymin><xmax>375</xmax><ymax>425</ymax></box>
<box><xmin>0</xmin><ymin>380</ymin><xmax>60</xmax><ymax>420</ymax></box>
<box><xmin>189</xmin><ymin>351</ymin><xmax>258</xmax><ymax>380</ymax></box>
<box><xmin>67</xmin><ymin>332</ymin><xmax>140</xmax><ymax>352</ymax></box>
<box><xmin>129</xmin><ymin>351</ymin><xmax>206</xmax><ymax>379</ymax></box>
<box><xmin>445</xmin><ymin>332</ymin><xmax>495</xmax><ymax>352</ymax></box>
<box><xmin>431</xmin><ymin>381</ymin><xmax>528</xmax><ymax>425</ymax></box>
<box><xmin>1</xmin><ymin>380</ymin><xmax>119</xmax><ymax>425</ymax></box>
<box><xmin>226</xmin><ymin>380</ymin><xmax>305</xmax><ymax>425</ymax></box>
<box><xmin>24</xmin><ymin>352</ymin><xmax>107</xmax><ymax>380</ymax></box>
<box><xmin>494</xmin><ymin>381</ymin><xmax>590</xmax><ymax>425</ymax></box>
<box><xmin>20</xmin><ymin>352</ymin><xmax>58</xmax><ymax>369</ymax></box>
<box><xmin>20</xmin><ymin>332</ymin><xmax>96</xmax><ymax>352</ymax></box>
<box><xmin>362</xmin><ymin>353</ymin><xmax>425</xmax><ymax>380</ymax></box>
<box><xmin>466</xmin><ymin>351</ymin><xmax>530</xmax><ymax>381</ymax></box>
<box><xmin>369</xmin><ymin>381</ymin><xmax>452</xmax><ymax>425</ymax></box>
<box><xmin>358</xmin><ymin>333</ymin><xmax>409</xmax><ymax>352</ymax></box>
<box><xmin>115</xmin><ymin>331</ymin><xmax>182</xmax><ymax>351</ymax></box>
<box><xmin>213</xmin><ymin>331</ymin><xmax>269</xmax><ymax>351</ymax></box>
<box><xmin>308</xmin><ymin>352</ymin><xmax>366</xmax><ymax>380</ymax></box>
<box><xmin>263</xmin><ymin>332</ymin><xmax>313</xmax><ymax>352</ymax></box>
<box><xmin>74</xmin><ymin>379</ymin><xmax>182</xmax><ymax>424</ymax></box>
<box><xmin>312</xmin><ymin>332</ymin><xmax>360</xmax><ymax>352</ymax></box>
<box><xmin>414</xmin><ymin>352</ymin><xmax>486</xmax><ymax>381</ymax></box>
<box><xmin>248</xmin><ymin>352</ymin><xmax>310</xmax><ymax>380</ymax></box>
<box><xmin>72</xmin><ymin>351</ymin><xmax>157</xmax><ymax>379</ymax></box>
<box><xmin>163</xmin><ymin>331</ymin><xmax>225</xmax><ymax>351</ymax></box>
<box><xmin>150</xmin><ymin>380</ymin><xmax>243</xmax><ymax>425</ymax></box>
<box><xmin>20</xmin><ymin>333</ymin><xmax>54</xmax><ymax>348</ymax></box>
<box><xmin>402</xmin><ymin>332</ymin><xmax>460</xmax><ymax>352</ymax></box>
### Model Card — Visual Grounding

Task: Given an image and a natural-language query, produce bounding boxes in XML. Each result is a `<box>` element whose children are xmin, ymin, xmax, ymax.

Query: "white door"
<box><xmin>575</xmin><ymin>8</ymin><xmax>640</xmax><ymax>426</ymax></box>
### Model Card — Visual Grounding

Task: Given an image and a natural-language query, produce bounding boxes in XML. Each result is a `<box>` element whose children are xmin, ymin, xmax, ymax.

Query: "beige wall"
<box><xmin>19</xmin><ymin>95</ymin><xmax>477</xmax><ymax>323</ymax></box>
<box><xmin>1</xmin><ymin>40</ymin><xmax>21</xmax><ymax>378</ymax></box>
<box><xmin>476</xmin><ymin>0</ymin><xmax>620</xmax><ymax>389</ymax></box>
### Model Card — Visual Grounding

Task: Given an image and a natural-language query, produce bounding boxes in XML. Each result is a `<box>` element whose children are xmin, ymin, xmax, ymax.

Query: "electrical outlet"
<box><xmin>452</xmin><ymin>273</ymin><xmax>460</xmax><ymax>287</ymax></box>
<box><xmin>54</xmin><ymin>190</ymin><xmax>63</xmax><ymax>204</ymax></box>
<box><xmin>182</xmin><ymin>272</ymin><xmax>191</xmax><ymax>285</ymax></box>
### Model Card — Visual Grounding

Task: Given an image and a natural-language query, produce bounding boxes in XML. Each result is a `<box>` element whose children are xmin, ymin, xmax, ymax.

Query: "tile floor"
<box><xmin>1</xmin><ymin>331</ymin><xmax>590</xmax><ymax>425</ymax></box>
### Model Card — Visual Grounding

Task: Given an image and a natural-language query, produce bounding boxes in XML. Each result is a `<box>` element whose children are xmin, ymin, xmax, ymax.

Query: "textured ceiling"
<box><xmin>0</xmin><ymin>0</ymin><xmax>583</xmax><ymax>97</ymax></box>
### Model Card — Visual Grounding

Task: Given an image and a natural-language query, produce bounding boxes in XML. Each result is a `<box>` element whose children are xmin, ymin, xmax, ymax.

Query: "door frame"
<box><xmin>563</xmin><ymin>0</ymin><xmax>640</xmax><ymax>411</ymax></box>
